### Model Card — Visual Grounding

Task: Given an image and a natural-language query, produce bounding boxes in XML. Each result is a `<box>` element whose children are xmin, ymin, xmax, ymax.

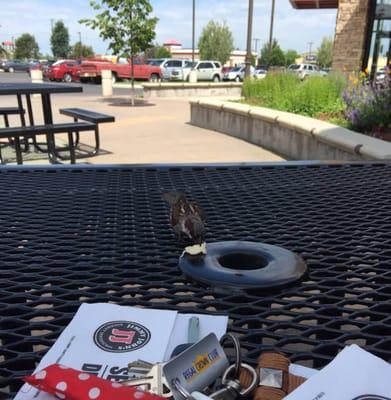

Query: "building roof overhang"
<box><xmin>290</xmin><ymin>0</ymin><xmax>338</xmax><ymax>9</ymax></box>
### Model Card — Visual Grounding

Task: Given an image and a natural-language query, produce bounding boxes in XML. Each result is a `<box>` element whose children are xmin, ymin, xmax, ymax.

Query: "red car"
<box><xmin>44</xmin><ymin>60</ymin><xmax>81</xmax><ymax>83</ymax></box>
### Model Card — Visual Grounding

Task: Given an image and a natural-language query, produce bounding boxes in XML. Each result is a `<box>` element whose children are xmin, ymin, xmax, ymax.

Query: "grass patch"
<box><xmin>242</xmin><ymin>73</ymin><xmax>346</xmax><ymax>119</ymax></box>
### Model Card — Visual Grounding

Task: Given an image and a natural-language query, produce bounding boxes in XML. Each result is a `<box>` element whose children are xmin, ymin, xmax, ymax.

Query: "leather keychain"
<box><xmin>239</xmin><ymin>351</ymin><xmax>306</xmax><ymax>400</ymax></box>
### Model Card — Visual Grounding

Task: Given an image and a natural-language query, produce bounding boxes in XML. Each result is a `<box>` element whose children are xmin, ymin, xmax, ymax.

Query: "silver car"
<box><xmin>161</xmin><ymin>59</ymin><xmax>194</xmax><ymax>81</ymax></box>
<box><xmin>194</xmin><ymin>61</ymin><xmax>223</xmax><ymax>82</ymax></box>
<box><xmin>288</xmin><ymin>63</ymin><xmax>327</xmax><ymax>79</ymax></box>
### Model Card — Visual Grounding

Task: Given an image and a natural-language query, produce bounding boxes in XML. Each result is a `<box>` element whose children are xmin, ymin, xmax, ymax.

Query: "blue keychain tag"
<box><xmin>163</xmin><ymin>333</ymin><xmax>229</xmax><ymax>400</ymax></box>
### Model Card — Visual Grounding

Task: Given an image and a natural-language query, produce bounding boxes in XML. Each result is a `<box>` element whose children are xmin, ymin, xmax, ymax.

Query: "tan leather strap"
<box><xmin>254</xmin><ymin>387</ymin><xmax>285</xmax><ymax>400</ymax></box>
<box><xmin>288</xmin><ymin>374</ymin><xmax>307</xmax><ymax>393</ymax></box>
<box><xmin>258</xmin><ymin>352</ymin><xmax>289</xmax><ymax>393</ymax></box>
<box><xmin>239</xmin><ymin>351</ymin><xmax>307</xmax><ymax>400</ymax></box>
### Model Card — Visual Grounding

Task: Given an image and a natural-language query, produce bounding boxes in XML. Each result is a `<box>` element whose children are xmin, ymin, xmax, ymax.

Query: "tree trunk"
<box><xmin>130</xmin><ymin>52</ymin><xmax>135</xmax><ymax>107</ymax></box>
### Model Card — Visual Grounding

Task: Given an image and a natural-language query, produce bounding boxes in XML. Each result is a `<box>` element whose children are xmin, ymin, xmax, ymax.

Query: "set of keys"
<box><xmin>124</xmin><ymin>360</ymin><xmax>258</xmax><ymax>400</ymax></box>
<box><xmin>123</xmin><ymin>334</ymin><xmax>259</xmax><ymax>400</ymax></box>
<box><xmin>172</xmin><ymin>363</ymin><xmax>258</xmax><ymax>400</ymax></box>
<box><xmin>125</xmin><ymin>360</ymin><xmax>172</xmax><ymax>397</ymax></box>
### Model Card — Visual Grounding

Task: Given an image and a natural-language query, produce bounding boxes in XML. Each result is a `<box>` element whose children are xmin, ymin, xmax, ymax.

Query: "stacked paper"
<box><xmin>15</xmin><ymin>303</ymin><xmax>228</xmax><ymax>400</ymax></box>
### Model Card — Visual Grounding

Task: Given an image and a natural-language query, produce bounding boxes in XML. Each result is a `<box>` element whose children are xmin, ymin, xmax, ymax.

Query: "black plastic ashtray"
<box><xmin>179</xmin><ymin>241</ymin><xmax>307</xmax><ymax>291</ymax></box>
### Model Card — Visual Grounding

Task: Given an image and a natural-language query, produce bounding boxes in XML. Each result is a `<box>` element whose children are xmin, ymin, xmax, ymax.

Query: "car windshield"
<box><xmin>288</xmin><ymin>64</ymin><xmax>300</xmax><ymax>70</ymax></box>
<box><xmin>52</xmin><ymin>60</ymin><xmax>65</xmax><ymax>66</ymax></box>
<box><xmin>147</xmin><ymin>59</ymin><xmax>164</xmax><ymax>66</ymax></box>
<box><xmin>231</xmin><ymin>67</ymin><xmax>242</xmax><ymax>72</ymax></box>
<box><xmin>184</xmin><ymin>61</ymin><xmax>195</xmax><ymax>68</ymax></box>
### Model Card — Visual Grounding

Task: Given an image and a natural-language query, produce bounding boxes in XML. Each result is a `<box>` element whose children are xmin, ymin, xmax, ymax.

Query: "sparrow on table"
<box><xmin>162</xmin><ymin>192</ymin><xmax>206</xmax><ymax>254</ymax></box>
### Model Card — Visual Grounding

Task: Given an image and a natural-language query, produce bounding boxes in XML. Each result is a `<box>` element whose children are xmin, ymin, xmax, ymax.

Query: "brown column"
<box><xmin>332</xmin><ymin>0</ymin><xmax>370</xmax><ymax>73</ymax></box>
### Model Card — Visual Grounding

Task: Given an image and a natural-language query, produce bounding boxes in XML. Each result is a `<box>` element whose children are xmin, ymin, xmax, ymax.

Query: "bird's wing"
<box><xmin>191</xmin><ymin>203</ymin><xmax>205</xmax><ymax>221</ymax></box>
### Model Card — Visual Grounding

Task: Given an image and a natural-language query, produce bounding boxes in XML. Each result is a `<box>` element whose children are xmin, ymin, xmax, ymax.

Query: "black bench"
<box><xmin>0</xmin><ymin>122</ymin><xmax>95</xmax><ymax>165</ymax></box>
<box><xmin>0</xmin><ymin>107</ymin><xmax>28</xmax><ymax>152</ymax></box>
<box><xmin>59</xmin><ymin>108</ymin><xmax>115</xmax><ymax>157</ymax></box>
<box><xmin>0</xmin><ymin>107</ymin><xmax>25</xmax><ymax>127</ymax></box>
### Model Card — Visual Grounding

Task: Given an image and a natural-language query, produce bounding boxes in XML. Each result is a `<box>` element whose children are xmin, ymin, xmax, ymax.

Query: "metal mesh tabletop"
<box><xmin>1</xmin><ymin>162</ymin><xmax>391</xmax><ymax>397</ymax></box>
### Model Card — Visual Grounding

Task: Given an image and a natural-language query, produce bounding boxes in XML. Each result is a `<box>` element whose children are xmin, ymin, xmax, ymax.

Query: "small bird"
<box><xmin>162</xmin><ymin>192</ymin><xmax>206</xmax><ymax>246</ymax></box>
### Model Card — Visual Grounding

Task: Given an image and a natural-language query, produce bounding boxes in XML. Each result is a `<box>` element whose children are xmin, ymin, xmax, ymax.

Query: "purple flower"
<box><xmin>342</xmin><ymin>90</ymin><xmax>351</xmax><ymax>104</ymax></box>
<box><xmin>351</xmin><ymin>108</ymin><xmax>360</xmax><ymax>125</ymax></box>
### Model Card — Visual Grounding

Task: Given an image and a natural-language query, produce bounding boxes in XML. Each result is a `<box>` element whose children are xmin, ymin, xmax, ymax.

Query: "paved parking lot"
<box><xmin>0</xmin><ymin>71</ymin><xmax>283</xmax><ymax>164</ymax></box>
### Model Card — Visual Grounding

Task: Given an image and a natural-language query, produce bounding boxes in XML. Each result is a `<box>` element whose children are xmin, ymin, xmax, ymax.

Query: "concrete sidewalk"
<box><xmin>0</xmin><ymin>93</ymin><xmax>283</xmax><ymax>164</ymax></box>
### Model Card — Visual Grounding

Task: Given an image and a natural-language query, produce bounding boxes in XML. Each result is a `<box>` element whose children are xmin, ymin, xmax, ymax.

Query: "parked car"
<box><xmin>254</xmin><ymin>68</ymin><xmax>267</xmax><ymax>79</ymax></box>
<box><xmin>44</xmin><ymin>59</ymin><xmax>81</xmax><ymax>83</ymax></box>
<box><xmin>28</xmin><ymin>61</ymin><xmax>41</xmax><ymax>74</ymax></box>
<box><xmin>161</xmin><ymin>59</ymin><xmax>194</xmax><ymax>81</ymax></box>
<box><xmin>79</xmin><ymin>58</ymin><xmax>162</xmax><ymax>83</ymax></box>
<box><xmin>2</xmin><ymin>60</ymin><xmax>30</xmax><ymax>73</ymax></box>
<box><xmin>223</xmin><ymin>66</ymin><xmax>244</xmax><ymax>82</ymax></box>
<box><xmin>193</xmin><ymin>61</ymin><xmax>223</xmax><ymax>82</ymax></box>
<box><xmin>288</xmin><ymin>63</ymin><xmax>327</xmax><ymax>79</ymax></box>
<box><xmin>146</xmin><ymin>58</ymin><xmax>169</xmax><ymax>67</ymax></box>
<box><xmin>29</xmin><ymin>60</ymin><xmax>56</xmax><ymax>74</ymax></box>
<box><xmin>224</xmin><ymin>65</ymin><xmax>257</xmax><ymax>81</ymax></box>
<box><xmin>375</xmin><ymin>66</ymin><xmax>390</xmax><ymax>88</ymax></box>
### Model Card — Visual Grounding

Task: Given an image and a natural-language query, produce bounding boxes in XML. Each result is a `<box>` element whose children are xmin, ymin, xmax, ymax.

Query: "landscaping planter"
<box><xmin>190</xmin><ymin>99</ymin><xmax>391</xmax><ymax>161</ymax></box>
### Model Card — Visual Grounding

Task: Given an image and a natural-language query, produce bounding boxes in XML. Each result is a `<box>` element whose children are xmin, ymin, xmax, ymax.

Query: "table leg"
<box><xmin>17</xmin><ymin>94</ymin><xmax>29</xmax><ymax>152</ymax></box>
<box><xmin>26</xmin><ymin>94</ymin><xmax>34</xmax><ymax>126</ymax></box>
<box><xmin>17</xmin><ymin>95</ymin><xmax>26</xmax><ymax>127</ymax></box>
<box><xmin>27</xmin><ymin>94</ymin><xmax>47</xmax><ymax>153</ymax></box>
<box><xmin>67</xmin><ymin>132</ymin><xmax>76</xmax><ymax>164</ymax></box>
<box><xmin>13</xmin><ymin>136</ymin><xmax>23</xmax><ymax>165</ymax></box>
<box><xmin>41</xmin><ymin>93</ymin><xmax>59</xmax><ymax>164</ymax></box>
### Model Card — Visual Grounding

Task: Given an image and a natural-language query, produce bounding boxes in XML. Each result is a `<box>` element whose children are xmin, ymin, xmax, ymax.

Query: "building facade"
<box><xmin>290</xmin><ymin>0</ymin><xmax>391</xmax><ymax>75</ymax></box>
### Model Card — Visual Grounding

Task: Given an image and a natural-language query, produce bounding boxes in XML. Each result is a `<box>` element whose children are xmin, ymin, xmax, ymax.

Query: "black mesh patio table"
<box><xmin>1</xmin><ymin>162</ymin><xmax>391</xmax><ymax>397</ymax></box>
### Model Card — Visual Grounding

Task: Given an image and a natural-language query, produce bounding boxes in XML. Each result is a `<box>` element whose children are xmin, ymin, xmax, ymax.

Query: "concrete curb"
<box><xmin>189</xmin><ymin>99</ymin><xmax>391</xmax><ymax>161</ymax></box>
<box><xmin>143</xmin><ymin>83</ymin><xmax>243</xmax><ymax>98</ymax></box>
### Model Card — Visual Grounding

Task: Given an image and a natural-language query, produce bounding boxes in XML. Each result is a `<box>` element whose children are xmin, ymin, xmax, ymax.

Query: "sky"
<box><xmin>0</xmin><ymin>0</ymin><xmax>337</xmax><ymax>56</ymax></box>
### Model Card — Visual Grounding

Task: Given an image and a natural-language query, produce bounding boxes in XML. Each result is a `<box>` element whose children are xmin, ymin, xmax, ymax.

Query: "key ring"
<box><xmin>172</xmin><ymin>378</ymin><xmax>192</xmax><ymax>399</ymax></box>
<box><xmin>219</xmin><ymin>333</ymin><xmax>241</xmax><ymax>378</ymax></box>
<box><xmin>222</xmin><ymin>363</ymin><xmax>258</xmax><ymax>397</ymax></box>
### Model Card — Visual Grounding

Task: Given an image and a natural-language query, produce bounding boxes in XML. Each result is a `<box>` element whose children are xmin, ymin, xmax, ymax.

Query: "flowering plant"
<box><xmin>343</xmin><ymin>67</ymin><xmax>391</xmax><ymax>137</ymax></box>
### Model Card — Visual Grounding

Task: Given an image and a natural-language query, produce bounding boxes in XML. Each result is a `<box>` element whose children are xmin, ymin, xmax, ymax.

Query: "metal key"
<box><xmin>171</xmin><ymin>378</ymin><xmax>213</xmax><ymax>400</ymax></box>
<box><xmin>210</xmin><ymin>380</ymin><xmax>241</xmax><ymax>400</ymax></box>
<box><xmin>128</xmin><ymin>360</ymin><xmax>155</xmax><ymax>377</ymax></box>
<box><xmin>210</xmin><ymin>364</ymin><xmax>258</xmax><ymax>400</ymax></box>
<box><xmin>128</xmin><ymin>360</ymin><xmax>154</xmax><ymax>370</ymax></box>
<box><xmin>124</xmin><ymin>363</ymin><xmax>172</xmax><ymax>398</ymax></box>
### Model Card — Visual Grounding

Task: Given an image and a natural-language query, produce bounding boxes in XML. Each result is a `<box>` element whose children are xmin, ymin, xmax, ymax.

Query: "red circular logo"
<box><xmin>93</xmin><ymin>321</ymin><xmax>151</xmax><ymax>353</ymax></box>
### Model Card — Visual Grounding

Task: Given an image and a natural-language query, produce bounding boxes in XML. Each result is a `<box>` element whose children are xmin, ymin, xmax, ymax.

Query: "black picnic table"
<box><xmin>0</xmin><ymin>83</ymin><xmax>83</xmax><ymax>163</ymax></box>
<box><xmin>0</xmin><ymin>83</ymin><xmax>82</xmax><ymax>126</ymax></box>
<box><xmin>1</xmin><ymin>162</ymin><xmax>391</xmax><ymax>397</ymax></box>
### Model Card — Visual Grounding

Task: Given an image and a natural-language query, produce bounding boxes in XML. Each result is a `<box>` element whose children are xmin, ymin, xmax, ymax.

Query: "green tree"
<box><xmin>198</xmin><ymin>20</ymin><xmax>234</xmax><ymax>65</ymax></box>
<box><xmin>317</xmin><ymin>37</ymin><xmax>333</xmax><ymax>68</ymax></box>
<box><xmin>145</xmin><ymin>44</ymin><xmax>171</xmax><ymax>59</ymax></box>
<box><xmin>0</xmin><ymin>45</ymin><xmax>7</xmax><ymax>57</ymax></box>
<box><xmin>69</xmin><ymin>42</ymin><xmax>95</xmax><ymax>59</ymax></box>
<box><xmin>51</xmin><ymin>20</ymin><xmax>71</xmax><ymax>58</ymax></box>
<box><xmin>258</xmin><ymin>39</ymin><xmax>285</xmax><ymax>66</ymax></box>
<box><xmin>80</xmin><ymin>0</ymin><xmax>158</xmax><ymax>106</ymax></box>
<box><xmin>284</xmin><ymin>49</ymin><xmax>299</xmax><ymax>67</ymax></box>
<box><xmin>14</xmin><ymin>33</ymin><xmax>39</xmax><ymax>59</ymax></box>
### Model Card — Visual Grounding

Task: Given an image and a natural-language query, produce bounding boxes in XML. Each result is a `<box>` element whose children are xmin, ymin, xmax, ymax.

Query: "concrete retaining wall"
<box><xmin>190</xmin><ymin>99</ymin><xmax>391</xmax><ymax>161</ymax></box>
<box><xmin>142</xmin><ymin>82</ymin><xmax>242</xmax><ymax>98</ymax></box>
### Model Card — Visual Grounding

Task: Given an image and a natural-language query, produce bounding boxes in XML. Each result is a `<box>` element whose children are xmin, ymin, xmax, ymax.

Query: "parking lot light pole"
<box><xmin>78</xmin><ymin>32</ymin><xmax>82</xmax><ymax>58</ymax></box>
<box><xmin>268</xmin><ymin>0</ymin><xmax>275</xmax><ymax>53</ymax></box>
<box><xmin>192</xmin><ymin>0</ymin><xmax>195</xmax><ymax>66</ymax></box>
<box><xmin>245</xmin><ymin>0</ymin><xmax>254</xmax><ymax>78</ymax></box>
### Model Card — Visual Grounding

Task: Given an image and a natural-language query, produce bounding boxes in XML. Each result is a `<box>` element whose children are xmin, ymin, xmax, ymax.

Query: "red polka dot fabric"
<box><xmin>24</xmin><ymin>364</ymin><xmax>166</xmax><ymax>400</ymax></box>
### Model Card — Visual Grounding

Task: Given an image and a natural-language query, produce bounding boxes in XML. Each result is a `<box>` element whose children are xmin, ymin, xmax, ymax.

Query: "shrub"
<box><xmin>242</xmin><ymin>72</ymin><xmax>346</xmax><ymax>118</ymax></box>
<box><xmin>343</xmin><ymin>69</ymin><xmax>391</xmax><ymax>135</ymax></box>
